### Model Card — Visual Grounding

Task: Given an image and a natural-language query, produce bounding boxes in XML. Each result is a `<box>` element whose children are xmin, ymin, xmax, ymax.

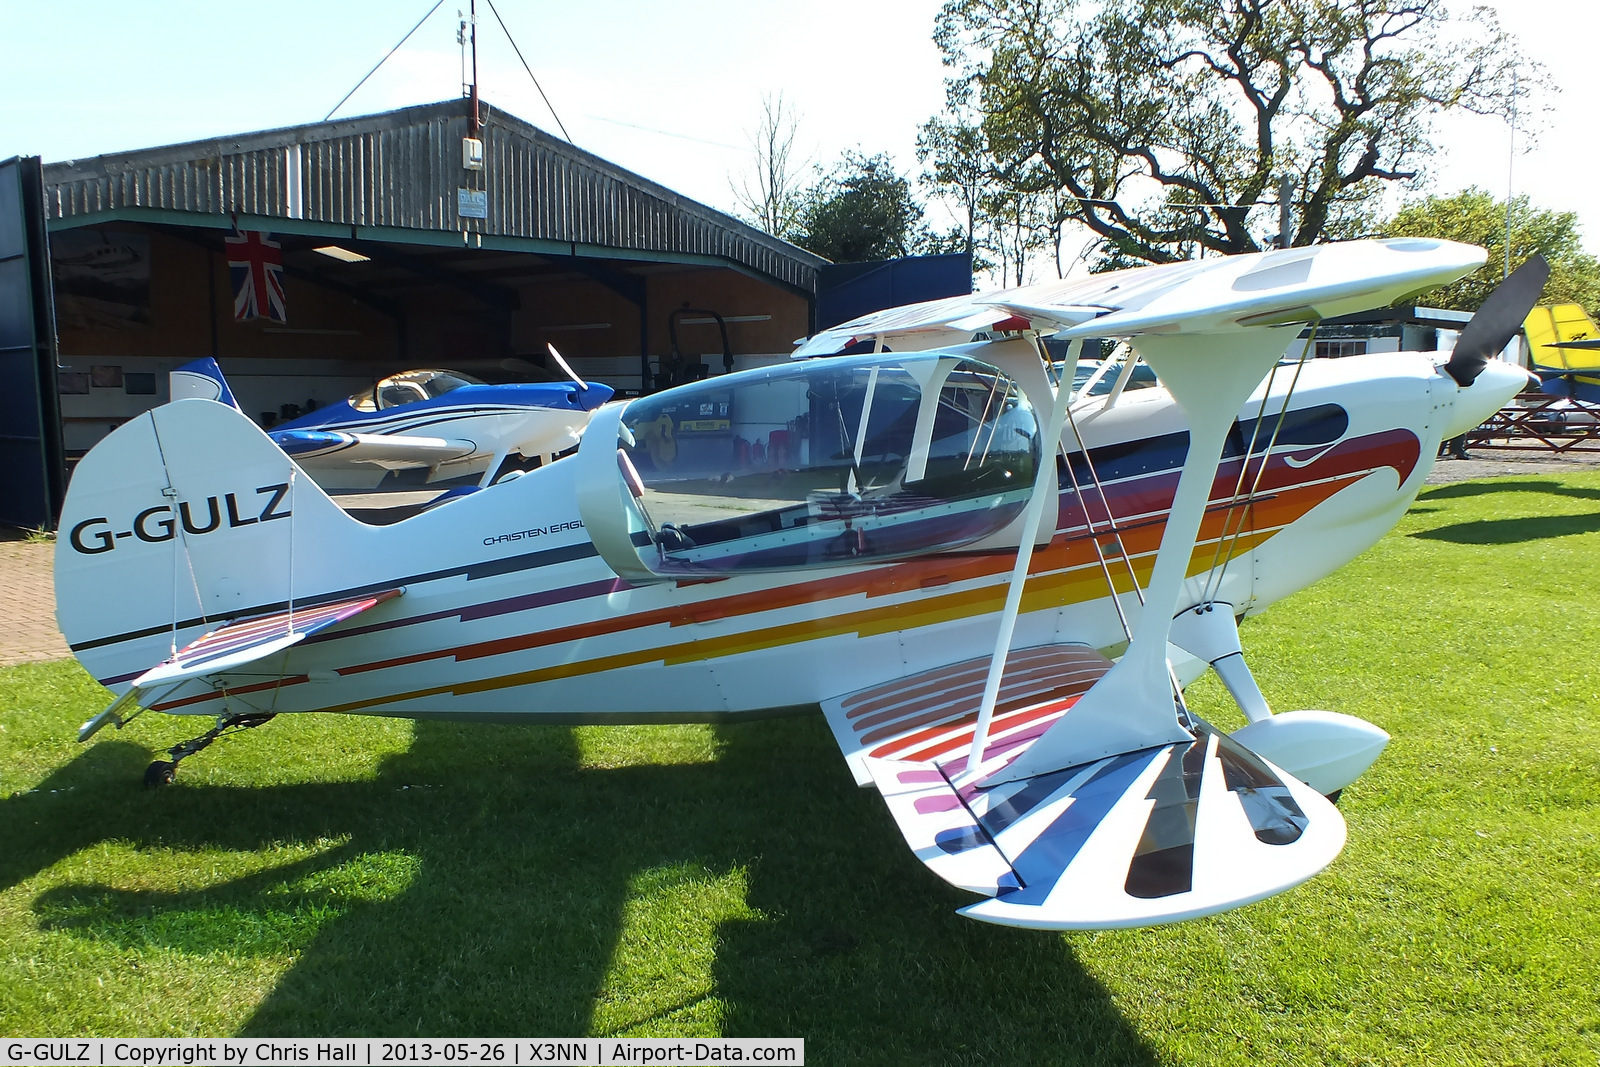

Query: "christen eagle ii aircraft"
<box><xmin>170</xmin><ymin>349</ymin><xmax>613</xmax><ymax>490</ymax></box>
<box><xmin>59</xmin><ymin>239</ymin><xmax>1540</xmax><ymax>931</ymax></box>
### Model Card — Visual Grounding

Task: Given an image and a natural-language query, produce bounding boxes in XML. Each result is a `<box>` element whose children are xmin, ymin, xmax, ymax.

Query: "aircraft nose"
<box><xmin>1439</xmin><ymin>359</ymin><xmax>1530</xmax><ymax>439</ymax></box>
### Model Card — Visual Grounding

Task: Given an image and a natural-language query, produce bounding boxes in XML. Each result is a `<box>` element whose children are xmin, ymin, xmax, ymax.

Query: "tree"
<box><xmin>918</xmin><ymin>114</ymin><xmax>1054</xmax><ymax>282</ymax></box>
<box><xmin>933</xmin><ymin>0</ymin><xmax>1535</xmax><ymax>265</ymax></box>
<box><xmin>979</xmin><ymin>182</ymin><xmax>1054</xmax><ymax>286</ymax></box>
<box><xmin>1383</xmin><ymin>188</ymin><xmax>1600</xmax><ymax>312</ymax></box>
<box><xmin>730</xmin><ymin>92</ymin><xmax>808</xmax><ymax>240</ymax></box>
<box><xmin>917</xmin><ymin>115</ymin><xmax>992</xmax><ymax>257</ymax></box>
<box><xmin>793</xmin><ymin>151</ymin><xmax>929</xmax><ymax>263</ymax></box>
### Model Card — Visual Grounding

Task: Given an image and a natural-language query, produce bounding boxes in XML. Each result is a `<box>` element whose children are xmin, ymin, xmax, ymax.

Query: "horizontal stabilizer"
<box><xmin>79</xmin><ymin>589</ymin><xmax>402</xmax><ymax>741</ymax></box>
<box><xmin>955</xmin><ymin>722</ymin><xmax>1344</xmax><ymax>929</ymax></box>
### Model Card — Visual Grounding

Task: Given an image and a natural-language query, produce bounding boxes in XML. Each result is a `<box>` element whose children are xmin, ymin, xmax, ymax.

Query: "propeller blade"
<box><xmin>1444</xmin><ymin>255</ymin><xmax>1549</xmax><ymax>386</ymax></box>
<box><xmin>546</xmin><ymin>343</ymin><xmax>589</xmax><ymax>391</ymax></box>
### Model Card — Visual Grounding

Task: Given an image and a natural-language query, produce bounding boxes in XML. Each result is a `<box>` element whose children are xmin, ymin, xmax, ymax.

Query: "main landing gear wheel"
<box><xmin>142</xmin><ymin>712</ymin><xmax>277</xmax><ymax>789</ymax></box>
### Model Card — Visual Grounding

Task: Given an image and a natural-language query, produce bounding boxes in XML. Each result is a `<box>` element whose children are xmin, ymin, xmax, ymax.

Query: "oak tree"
<box><xmin>933</xmin><ymin>0</ymin><xmax>1535</xmax><ymax>264</ymax></box>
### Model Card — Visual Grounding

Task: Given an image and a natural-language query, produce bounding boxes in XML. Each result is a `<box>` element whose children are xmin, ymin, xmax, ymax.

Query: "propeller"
<box><xmin>546</xmin><ymin>342</ymin><xmax>589</xmax><ymax>391</ymax></box>
<box><xmin>1443</xmin><ymin>254</ymin><xmax>1549</xmax><ymax>387</ymax></box>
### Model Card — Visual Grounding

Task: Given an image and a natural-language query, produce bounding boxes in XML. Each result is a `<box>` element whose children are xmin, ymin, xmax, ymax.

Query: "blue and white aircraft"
<box><xmin>171</xmin><ymin>351</ymin><xmax>614</xmax><ymax>490</ymax></box>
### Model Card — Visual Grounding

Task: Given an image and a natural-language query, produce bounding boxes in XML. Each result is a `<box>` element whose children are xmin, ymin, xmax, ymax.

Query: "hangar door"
<box><xmin>0</xmin><ymin>156</ymin><xmax>64</xmax><ymax>529</ymax></box>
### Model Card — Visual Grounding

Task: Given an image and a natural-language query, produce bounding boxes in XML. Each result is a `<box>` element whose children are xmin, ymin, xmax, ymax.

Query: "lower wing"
<box><xmin>823</xmin><ymin>645</ymin><xmax>1344</xmax><ymax>930</ymax></box>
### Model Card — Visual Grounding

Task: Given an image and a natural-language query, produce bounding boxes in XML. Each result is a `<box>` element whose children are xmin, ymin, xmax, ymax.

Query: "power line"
<box><xmin>483</xmin><ymin>0</ymin><xmax>573</xmax><ymax>143</ymax></box>
<box><xmin>582</xmin><ymin>114</ymin><xmax>741</xmax><ymax>152</ymax></box>
<box><xmin>324</xmin><ymin>0</ymin><xmax>447</xmax><ymax>122</ymax></box>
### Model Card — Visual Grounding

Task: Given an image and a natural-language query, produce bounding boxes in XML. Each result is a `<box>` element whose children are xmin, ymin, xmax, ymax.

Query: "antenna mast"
<box><xmin>468</xmin><ymin>0</ymin><xmax>481</xmax><ymax>137</ymax></box>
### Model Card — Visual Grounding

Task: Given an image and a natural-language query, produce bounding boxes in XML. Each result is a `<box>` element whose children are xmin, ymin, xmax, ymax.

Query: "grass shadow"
<box><xmin>1412</xmin><ymin>511</ymin><xmax>1600</xmax><ymax>545</ymax></box>
<box><xmin>1418</xmin><ymin>478</ymin><xmax>1600</xmax><ymax>503</ymax></box>
<box><xmin>11</xmin><ymin>714</ymin><xmax>1158</xmax><ymax>1058</ymax></box>
<box><xmin>707</xmin><ymin>718</ymin><xmax>1159</xmax><ymax>1065</ymax></box>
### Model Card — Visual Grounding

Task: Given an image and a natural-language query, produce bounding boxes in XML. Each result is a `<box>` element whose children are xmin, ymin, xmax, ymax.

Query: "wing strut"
<box><xmin>994</xmin><ymin>327</ymin><xmax>1296</xmax><ymax>783</ymax></box>
<box><xmin>964</xmin><ymin>339</ymin><xmax>1082</xmax><ymax>776</ymax></box>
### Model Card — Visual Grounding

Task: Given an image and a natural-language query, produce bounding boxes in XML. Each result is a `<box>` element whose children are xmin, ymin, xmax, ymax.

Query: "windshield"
<box><xmin>607</xmin><ymin>353</ymin><xmax>1039</xmax><ymax>576</ymax></box>
<box><xmin>349</xmin><ymin>369</ymin><xmax>486</xmax><ymax>411</ymax></box>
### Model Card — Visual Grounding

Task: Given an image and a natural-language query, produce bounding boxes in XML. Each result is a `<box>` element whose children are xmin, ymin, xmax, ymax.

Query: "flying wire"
<box><xmin>484</xmin><ymin>0</ymin><xmax>573</xmax><ymax>143</ymax></box>
<box><xmin>324</xmin><ymin>0</ymin><xmax>447</xmax><ymax>122</ymax></box>
<box><xmin>1201</xmin><ymin>328</ymin><xmax>1318</xmax><ymax>604</ymax></box>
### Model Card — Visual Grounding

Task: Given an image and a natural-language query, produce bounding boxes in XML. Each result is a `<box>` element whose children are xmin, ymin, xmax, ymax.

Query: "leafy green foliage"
<box><xmin>792</xmin><ymin>151</ymin><xmax>930</xmax><ymax>263</ymax></box>
<box><xmin>1</xmin><ymin>473</ymin><xmax>1598</xmax><ymax>1060</ymax></box>
<box><xmin>932</xmin><ymin>0</ymin><xmax>1536</xmax><ymax>265</ymax></box>
<box><xmin>1385</xmin><ymin>187</ymin><xmax>1600</xmax><ymax>312</ymax></box>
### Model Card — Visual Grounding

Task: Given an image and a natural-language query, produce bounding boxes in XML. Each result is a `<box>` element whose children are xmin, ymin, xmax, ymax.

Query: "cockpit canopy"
<box><xmin>581</xmin><ymin>352</ymin><xmax>1040</xmax><ymax>579</ymax></box>
<box><xmin>349</xmin><ymin>369</ymin><xmax>485</xmax><ymax>412</ymax></box>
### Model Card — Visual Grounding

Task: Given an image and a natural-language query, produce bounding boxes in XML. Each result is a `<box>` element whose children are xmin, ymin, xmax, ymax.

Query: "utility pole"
<box><xmin>468</xmin><ymin>0</ymin><xmax>481</xmax><ymax>138</ymax></box>
<box><xmin>1504</xmin><ymin>68</ymin><xmax>1518</xmax><ymax>280</ymax></box>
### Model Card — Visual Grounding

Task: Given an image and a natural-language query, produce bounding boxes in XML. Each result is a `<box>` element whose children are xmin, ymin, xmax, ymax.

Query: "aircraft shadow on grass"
<box><xmin>8</xmin><ymin>718</ymin><xmax>1157</xmax><ymax>1063</ymax></box>
<box><xmin>1413</xmin><ymin>478</ymin><xmax>1600</xmax><ymax>545</ymax></box>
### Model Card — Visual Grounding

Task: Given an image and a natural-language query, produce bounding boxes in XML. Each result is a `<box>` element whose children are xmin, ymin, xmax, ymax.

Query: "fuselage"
<box><xmin>55</xmin><ymin>345</ymin><xmax>1521</xmax><ymax>725</ymax></box>
<box><xmin>274</xmin><ymin>378</ymin><xmax>613</xmax><ymax>488</ymax></box>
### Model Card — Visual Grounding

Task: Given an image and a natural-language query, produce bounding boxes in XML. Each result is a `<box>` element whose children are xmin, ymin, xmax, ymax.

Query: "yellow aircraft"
<box><xmin>1526</xmin><ymin>303</ymin><xmax>1600</xmax><ymax>401</ymax></box>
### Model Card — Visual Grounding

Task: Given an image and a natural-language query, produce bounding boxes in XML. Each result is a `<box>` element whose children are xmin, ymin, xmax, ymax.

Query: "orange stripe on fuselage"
<box><xmin>161</xmin><ymin>431</ymin><xmax>1414</xmax><ymax>716</ymax></box>
<box><xmin>312</xmin><ymin>476</ymin><xmax>1355</xmax><ymax>714</ymax></box>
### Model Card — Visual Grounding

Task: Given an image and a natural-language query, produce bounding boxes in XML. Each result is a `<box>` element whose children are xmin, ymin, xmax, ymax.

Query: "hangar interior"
<box><xmin>38</xmin><ymin>99</ymin><xmax>823</xmax><ymax>456</ymax></box>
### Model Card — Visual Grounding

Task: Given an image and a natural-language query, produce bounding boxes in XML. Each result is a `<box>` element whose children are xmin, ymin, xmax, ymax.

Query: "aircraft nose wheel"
<box><xmin>143</xmin><ymin>712</ymin><xmax>277</xmax><ymax>788</ymax></box>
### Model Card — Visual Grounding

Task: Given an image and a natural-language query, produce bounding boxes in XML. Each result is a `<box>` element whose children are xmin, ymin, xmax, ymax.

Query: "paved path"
<box><xmin>4</xmin><ymin>450</ymin><xmax>1598</xmax><ymax>668</ymax></box>
<box><xmin>0</xmin><ymin>535</ymin><xmax>69</xmax><ymax>666</ymax></box>
<box><xmin>1423</xmin><ymin>448</ymin><xmax>1600</xmax><ymax>484</ymax></box>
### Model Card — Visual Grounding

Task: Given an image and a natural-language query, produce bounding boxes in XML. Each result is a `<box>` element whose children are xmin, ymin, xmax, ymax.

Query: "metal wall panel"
<box><xmin>42</xmin><ymin>100</ymin><xmax>820</xmax><ymax>292</ymax></box>
<box><xmin>0</xmin><ymin>156</ymin><xmax>65</xmax><ymax>528</ymax></box>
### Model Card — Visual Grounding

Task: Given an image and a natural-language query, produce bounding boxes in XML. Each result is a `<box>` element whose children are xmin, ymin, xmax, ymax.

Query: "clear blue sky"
<box><xmin>2</xmin><ymin>0</ymin><xmax>1595</xmax><ymax>268</ymax></box>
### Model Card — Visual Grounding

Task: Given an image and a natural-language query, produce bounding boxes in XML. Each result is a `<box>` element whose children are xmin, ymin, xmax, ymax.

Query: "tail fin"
<box><xmin>56</xmin><ymin>399</ymin><xmax>368</xmax><ymax>689</ymax></box>
<box><xmin>1525</xmin><ymin>304</ymin><xmax>1600</xmax><ymax>372</ymax></box>
<box><xmin>169</xmin><ymin>357</ymin><xmax>241</xmax><ymax>410</ymax></box>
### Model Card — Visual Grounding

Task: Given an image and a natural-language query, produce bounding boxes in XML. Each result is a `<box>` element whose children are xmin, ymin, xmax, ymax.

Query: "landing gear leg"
<box><xmin>144</xmin><ymin>712</ymin><xmax>277</xmax><ymax>788</ymax></box>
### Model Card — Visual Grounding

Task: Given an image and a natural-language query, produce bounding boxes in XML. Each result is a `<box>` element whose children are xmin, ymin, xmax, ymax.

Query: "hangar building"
<box><xmin>0</xmin><ymin>98</ymin><xmax>828</xmax><ymax>527</ymax></box>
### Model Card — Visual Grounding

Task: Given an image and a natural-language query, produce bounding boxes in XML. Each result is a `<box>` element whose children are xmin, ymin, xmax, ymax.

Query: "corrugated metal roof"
<box><xmin>42</xmin><ymin>99</ymin><xmax>824</xmax><ymax>292</ymax></box>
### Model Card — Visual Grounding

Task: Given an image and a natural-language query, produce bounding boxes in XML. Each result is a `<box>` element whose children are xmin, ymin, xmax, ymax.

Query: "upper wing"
<box><xmin>795</xmin><ymin>238</ymin><xmax>1485</xmax><ymax>355</ymax></box>
<box><xmin>270</xmin><ymin>429</ymin><xmax>476</xmax><ymax>470</ymax></box>
<box><xmin>79</xmin><ymin>589</ymin><xmax>403</xmax><ymax>741</ymax></box>
<box><xmin>822</xmin><ymin>645</ymin><xmax>1345</xmax><ymax>929</ymax></box>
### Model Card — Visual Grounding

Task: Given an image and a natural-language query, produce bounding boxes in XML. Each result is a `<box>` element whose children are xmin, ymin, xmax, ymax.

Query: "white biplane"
<box><xmin>56</xmin><ymin>239</ymin><xmax>1543</xmax><ymax>931</ymax></box>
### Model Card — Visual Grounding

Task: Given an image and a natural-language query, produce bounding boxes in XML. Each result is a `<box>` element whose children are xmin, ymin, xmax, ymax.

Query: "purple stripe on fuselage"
<box><xmin>303</xmin><ymin>577</ymin><xmax>627</xmax><ymax>643</ymax></box>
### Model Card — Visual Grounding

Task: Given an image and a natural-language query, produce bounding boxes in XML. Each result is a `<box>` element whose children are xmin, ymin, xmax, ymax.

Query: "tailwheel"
<box><xmin>142</xmin><ymin>712</ymin><xmax>277</xmax><ymax>788</ymax></box>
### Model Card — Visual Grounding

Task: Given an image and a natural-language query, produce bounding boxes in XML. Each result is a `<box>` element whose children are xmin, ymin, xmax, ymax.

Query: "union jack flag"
<box><xmin>225</xmin><ymin>228</ymin><xmax>286</xmax><ymax>322</ymax></box>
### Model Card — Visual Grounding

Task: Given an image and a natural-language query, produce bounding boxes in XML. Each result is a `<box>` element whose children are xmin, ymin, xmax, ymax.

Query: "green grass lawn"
<box><xmin>2</xmin><ymin>472</ymin><xmax>1598</xmax><ymax>1064</ymax></box>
